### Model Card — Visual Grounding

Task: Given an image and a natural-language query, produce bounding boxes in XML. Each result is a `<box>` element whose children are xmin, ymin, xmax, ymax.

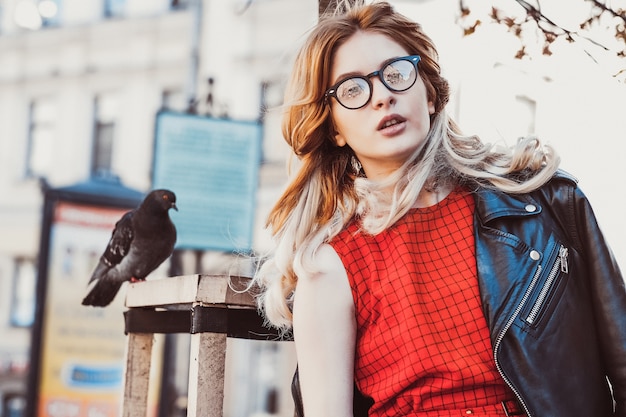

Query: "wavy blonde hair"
<box><xmin>255</xmin><ymin>0</ymin><xmax>559</xmax><ymax>332</ymax></box>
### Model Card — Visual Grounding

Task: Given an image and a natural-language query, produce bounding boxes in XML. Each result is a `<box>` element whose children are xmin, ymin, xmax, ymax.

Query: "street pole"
<box><xmin>185</xmin><ymin>0</ymin><xmax>202</xmax><ymax>113</ymax></box>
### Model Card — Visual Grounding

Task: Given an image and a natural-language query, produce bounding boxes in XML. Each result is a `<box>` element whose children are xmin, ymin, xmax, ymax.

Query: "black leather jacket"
<box><xmin>292</xmin><ymin>171</ymin><xmax>626</xmax><ymax>417</ymax></box>
<box><xmin>474</xmin><ymin>171</ymin><xmax>626</xmax><ymax>416</ymax></box>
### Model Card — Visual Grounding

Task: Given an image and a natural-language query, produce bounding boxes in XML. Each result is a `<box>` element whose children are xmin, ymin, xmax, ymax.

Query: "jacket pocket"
<box><xmin>519</xmin><ymin>242</ymin><xmax>569</xmax><ymax>329</ymax></box>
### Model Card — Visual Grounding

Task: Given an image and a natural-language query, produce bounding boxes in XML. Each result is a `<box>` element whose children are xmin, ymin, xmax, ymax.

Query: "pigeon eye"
<box><xmin>163</xmin><ymin>195</ymin><xmax>169</xmax><ymax>201</ymax></box>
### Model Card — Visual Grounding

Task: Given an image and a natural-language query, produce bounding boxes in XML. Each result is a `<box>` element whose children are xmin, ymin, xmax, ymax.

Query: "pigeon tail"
<box><xmin>88</xmin><ymin>261</ymin><xmax>109</xmax><ymax>284</ymax></box>
<box><xmin>81</xmin><ymin>279</ymin><xmax>125</xmax><ymax>307</ymax></box>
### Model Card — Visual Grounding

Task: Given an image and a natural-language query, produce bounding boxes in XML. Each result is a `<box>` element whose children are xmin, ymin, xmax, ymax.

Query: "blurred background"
<box><xmin>0</xmin><ymin>0</ymin><xmax>624</xmax><ymax>416</ymax></box>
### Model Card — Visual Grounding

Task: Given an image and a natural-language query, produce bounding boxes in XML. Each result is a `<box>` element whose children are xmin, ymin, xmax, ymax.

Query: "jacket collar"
<box><xmin>473</xmin><ymin>170</ymin><xmax>577</xmax><ymax>223</ymax></box>
<box><xmin>473</xmin><ymin>187</ymin><xmax>542</xmax><ymax>223</ymax></box>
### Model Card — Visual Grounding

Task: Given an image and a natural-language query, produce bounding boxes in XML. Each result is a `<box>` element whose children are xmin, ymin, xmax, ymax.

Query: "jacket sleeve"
<box><xmin>571</xmin><ymin>185</ymin><xmax>626</xmax><ymax>415</ymax></box>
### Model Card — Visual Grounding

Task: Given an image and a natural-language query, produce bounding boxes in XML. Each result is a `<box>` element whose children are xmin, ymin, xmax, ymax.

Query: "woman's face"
<box><xmin>328</xmin><ymin>31</ymin><xmax>435</xmax><ymax>180</ymax></box>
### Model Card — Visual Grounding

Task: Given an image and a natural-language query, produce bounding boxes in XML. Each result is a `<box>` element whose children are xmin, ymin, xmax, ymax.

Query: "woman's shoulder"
<box><xmin>330</xmin><ymin>216</ymin><xmax>364</xmax><ymax>246</ymax></box>
<box><xmin>547</xmin><ymin>169</ymin><xmax>578</xmax><ymax>188</ymax></box>
<box><xmin>472</xmin><ymin>169</ymin><xmax>582</xmax><ymax>222</ymax></box>
<box><xmin>313</xmin><ymin>243</ymin><xmax>348</xmax><ymax>274</ymax></box>
<box><xmin>531</xmin><ymin>169</ymin><xmax>582</xmax><ymax>205</ymax></box>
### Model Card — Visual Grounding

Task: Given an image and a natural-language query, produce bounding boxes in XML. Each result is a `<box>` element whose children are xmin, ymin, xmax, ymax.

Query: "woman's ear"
<box><xmin>335</xmin><ymin>132</ymin><xmax>347</xmax><ymax>147</ymax></box>
<box><xmin>328</xmin><ymin>116</ymin><xmax>346</xmax><ymax>147</ymax></box>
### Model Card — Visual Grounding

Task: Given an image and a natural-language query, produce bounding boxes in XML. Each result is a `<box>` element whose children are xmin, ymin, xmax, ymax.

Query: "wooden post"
<box><xmin>187</xmin><ymin>332</ymin><xmax>227</xmax><ymax>416</ymax></box>
<box><xmin>122</xmin><ymin>333</ymin><xmax>154</xmax><ymax>417</ymax></box>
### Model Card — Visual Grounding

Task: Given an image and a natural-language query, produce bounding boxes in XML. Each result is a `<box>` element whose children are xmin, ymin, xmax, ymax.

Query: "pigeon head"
<box><xmin>143</xmin><ymin>189</ymin><xmax>178</xmax><ymax>214</ymax></box>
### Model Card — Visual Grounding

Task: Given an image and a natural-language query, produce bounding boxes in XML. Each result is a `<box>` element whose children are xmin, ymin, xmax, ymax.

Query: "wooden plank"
<box><xmin>225</xmin><ymin>275</ymin><xmax>258</xmax><ymax>306</ymax></box>
<box><xmin>125</xmin><ymin>275</ymin><xmax>201</xmax><ymax>307</ymax></box>
<box><xmin>187</xmin><ymin>332</ymin><xmax>227</xmax><ymax>417</ymax></box>
<box><xmin>196</xmin><ymin>275</ymin><xmax>256</xmax><ymax>306</ymax></box>
<box><xmin>196</xmin><ymin>275</ymin><xmax>229</xmax><ymax>304</ymax></box>
<box><xmin>122</xmin><ymin>333</ymin><xmax>154</xmax><ymax>417</ymax></box>
<box><xmin>125</xmin><ymin>275</ymin><xmax>256</xmax><ymax>308</ymax></box>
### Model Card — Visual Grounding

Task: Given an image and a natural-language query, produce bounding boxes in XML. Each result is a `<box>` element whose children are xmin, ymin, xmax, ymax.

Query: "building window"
<box><xmin>91</xmin><ymin>93</ymin><xmax>118</xmax><ymax>176</ymax></box>
<box><xmin>12</xmin><ymin>0</ymin><xmax>61</xmax><ymax>30</ymax></box>
<box><xmin>11</xmin><ymin>258</ymin><xmax>36</xmax><ymax>328</ymax></box>
<box><xmin>39</xmin><ymin>0</ymin><xmax>61</xmax><ymax>27</ymax></box>
<box><xmin>26</xmin><ymin>97</ymin><xmax>57</xmax><ymax>179</ymax></box>
<box><xmin>104</xmin><ymin>0</ymin><xmax>126</xmax><ymax>18</ymax></box>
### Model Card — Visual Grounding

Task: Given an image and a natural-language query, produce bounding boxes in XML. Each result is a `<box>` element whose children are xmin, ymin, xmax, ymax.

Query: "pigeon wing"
<box><xmin>89</xmin><ymin>211</ymin><xmax>134</xmax><ymax>283</ymax></box>
<box><xmin>82</xmin><ymin>212</ymin><xmax>134</xmax><ymax>306</ymax></box>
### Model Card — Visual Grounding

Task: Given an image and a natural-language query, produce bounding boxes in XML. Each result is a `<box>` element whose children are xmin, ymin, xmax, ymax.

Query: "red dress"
<box><xmin>330</xmin><ymin>189</ymin><xmax>516</xmax><ymax>416</ymax></box>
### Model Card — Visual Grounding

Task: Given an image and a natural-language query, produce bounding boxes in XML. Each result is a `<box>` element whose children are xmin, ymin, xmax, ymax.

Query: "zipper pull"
<box><xmin>559</xmin><ymin>246</ymin><xmax>569</xmax><ymax>274</ymax></box>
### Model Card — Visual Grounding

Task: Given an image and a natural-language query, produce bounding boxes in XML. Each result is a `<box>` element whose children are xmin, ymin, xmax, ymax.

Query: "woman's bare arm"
<box><xmin>293</xmin><ymin>243</ymin><xmax>356</xmax><ymax>417</ymax></box>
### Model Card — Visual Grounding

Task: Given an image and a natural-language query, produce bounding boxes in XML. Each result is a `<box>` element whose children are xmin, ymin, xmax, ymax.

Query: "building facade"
<box><xmin>0</xmin><ymin>0</ymin><xmax>316</xmax><ymax>415</ymax></box>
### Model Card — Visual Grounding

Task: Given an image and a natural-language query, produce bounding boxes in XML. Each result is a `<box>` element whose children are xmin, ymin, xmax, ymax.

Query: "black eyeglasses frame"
<box><xmin>324</xmin><ymin>55</ymin><xmax>422</xmax><ymax>110</ymax></box>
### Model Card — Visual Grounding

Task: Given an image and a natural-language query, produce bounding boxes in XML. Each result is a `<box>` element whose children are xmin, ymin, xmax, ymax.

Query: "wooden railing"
<box><xmin>121</xmin><ymin>274</ymin><xmax>280</xmax><ymax>417</ymax></box>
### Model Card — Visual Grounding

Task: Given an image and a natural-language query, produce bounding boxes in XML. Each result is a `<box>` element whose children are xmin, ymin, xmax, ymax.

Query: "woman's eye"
<box><xmin>344</xmin><ymin>86</ymin><xmax>363</xmax><ymax>98</ymax></box>
<box><xmin>339</xmin><ymin>80</ymin><xmax>365</xmax><ymax>99</ymax></box>
<box><xmin>385</xmin><ymin>70</ymin><xmax>403</xmax><ymax>85</ymax></box>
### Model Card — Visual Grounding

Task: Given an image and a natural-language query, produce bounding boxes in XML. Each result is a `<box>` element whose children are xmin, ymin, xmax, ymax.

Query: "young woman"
<box><xmin>254</xmin><ymin>2</ymin><xmax>626</xmax><ymax>416</ymax></box>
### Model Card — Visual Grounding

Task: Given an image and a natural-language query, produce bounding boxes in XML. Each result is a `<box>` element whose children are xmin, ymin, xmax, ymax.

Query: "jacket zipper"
<box><xmin>493</xmin><ymin>244</ymin><xmax>570</xmax><ymax>417</ymax></box>
<box><xmin>493</xmin><ymin>263</ymin><xmax>542</xmax><ymax>417</ymax></box>
<box><xmin>525</xmin><ymin>246</ymin><xmax>569</xmax><ymax>325</ymax></box>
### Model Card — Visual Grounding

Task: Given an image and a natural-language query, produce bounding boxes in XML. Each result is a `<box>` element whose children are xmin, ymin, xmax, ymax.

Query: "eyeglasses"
<box><xmin>325</xmin><ymin>55</ymin><xmax>421</xmax><ymax>110</ymax></box>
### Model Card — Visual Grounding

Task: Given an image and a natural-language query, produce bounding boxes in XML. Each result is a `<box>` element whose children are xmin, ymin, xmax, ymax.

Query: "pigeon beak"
<box><xmin>171</xmin><ymin>203</ymin><xmax>178</xmax><ymax>211</ymax></box>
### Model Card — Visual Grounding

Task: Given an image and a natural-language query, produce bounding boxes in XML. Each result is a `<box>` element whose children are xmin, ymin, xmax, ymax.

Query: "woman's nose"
<box><xmin>370</xmin><ymin>78</ymin><xmax>395</xmax><ymax>108</ymax></box>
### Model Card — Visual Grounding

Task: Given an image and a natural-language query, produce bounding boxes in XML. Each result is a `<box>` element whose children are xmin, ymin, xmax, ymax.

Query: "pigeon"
<box><xmin>82</xmin><ymin>189</ymin><xmax>178</xmax><ymax>307</ymax></box>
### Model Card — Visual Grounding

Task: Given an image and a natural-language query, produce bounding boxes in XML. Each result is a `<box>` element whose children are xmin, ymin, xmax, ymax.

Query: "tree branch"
<box><xmin>460</xmin><ymin>0</ymin><xmax>624</xmax><ymax>58</ymax></box>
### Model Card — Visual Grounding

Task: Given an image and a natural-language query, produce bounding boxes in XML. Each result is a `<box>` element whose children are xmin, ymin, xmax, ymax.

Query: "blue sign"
<box><xmin>65</xmin><ymin>364</ymin><xmax>123</xmax><ymax>389</ymax></box>
<box><xmin>153</xmin><ymin>111</ymin><xmax>262</xmax><ymax>252</ymax></box>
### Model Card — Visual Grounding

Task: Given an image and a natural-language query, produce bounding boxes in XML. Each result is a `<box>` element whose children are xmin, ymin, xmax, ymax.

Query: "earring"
<box><xmin>424</xmin><ymin>177</ymin><xmax>439</xmax><ymax>192</ymax></box>
<box><xmin>351</xmin><ymin>156</ymin><xmax>365</xmax><ymax>177</ymax></box>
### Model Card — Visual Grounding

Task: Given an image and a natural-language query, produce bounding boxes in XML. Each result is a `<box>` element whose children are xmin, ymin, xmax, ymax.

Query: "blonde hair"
<box><xmin>255</xmin><ymin>1</ymin><xmax>559</xmax><ymax>332</ymax></box>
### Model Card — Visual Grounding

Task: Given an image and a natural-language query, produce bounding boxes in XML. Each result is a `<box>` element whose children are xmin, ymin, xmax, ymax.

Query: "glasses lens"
<box><xmin>335</xmin><ymin>77</ymin><xmax>370</xmax><ymax>109</ymax></box>
<box><xmin>382</xmin><ymin>59</ymin><xmax>416</xmax><ymax>92</ymax></box>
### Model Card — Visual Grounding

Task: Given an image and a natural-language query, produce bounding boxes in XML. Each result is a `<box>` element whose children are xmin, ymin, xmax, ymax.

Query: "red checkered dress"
<box><xmin>330</xmin><ymin>188</ymin><xmax>516</xmax><ymax>416</ymax></box>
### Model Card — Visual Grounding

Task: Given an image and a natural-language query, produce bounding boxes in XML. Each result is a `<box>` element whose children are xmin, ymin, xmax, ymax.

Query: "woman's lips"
<box><xmin>377</xmin><ymin>114</ymin><xmax>407</xmax><ymax>135</ymax></box>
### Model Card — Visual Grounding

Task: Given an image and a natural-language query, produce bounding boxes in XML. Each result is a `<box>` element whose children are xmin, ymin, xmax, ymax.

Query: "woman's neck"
<box><xmin>413</xmin><ymin>183</ymin><xmax>453</xmax><ymax>208</ymax></box>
